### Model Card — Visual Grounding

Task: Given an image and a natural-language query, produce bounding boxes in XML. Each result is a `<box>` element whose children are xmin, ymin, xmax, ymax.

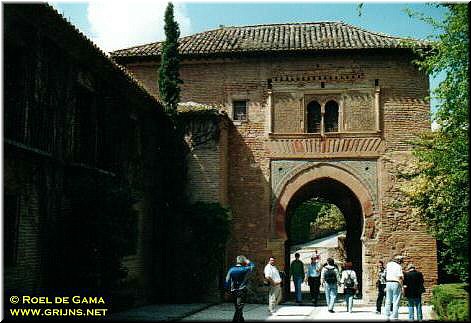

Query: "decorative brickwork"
<box><xmin>271</xmin><ymin>160</ymin><xmax>378</xmax><ymax>207</ymax></box>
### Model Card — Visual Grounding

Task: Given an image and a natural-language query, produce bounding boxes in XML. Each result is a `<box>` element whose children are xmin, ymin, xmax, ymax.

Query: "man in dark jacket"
<box><xmin>225</xmin><ymin>255</ymin><xmax>255</xmax><ymax>322</ymax></box>
<box><xmin>403</xmin><ymin>263</ymin><xmax>425</xmax><ymax>321</ymax></box>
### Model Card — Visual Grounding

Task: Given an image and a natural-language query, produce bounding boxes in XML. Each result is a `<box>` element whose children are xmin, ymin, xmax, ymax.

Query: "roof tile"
<box><xmin>111</xmin><ymin>21</ymin><xmax>428</xmax><ymax>58</ymax></box>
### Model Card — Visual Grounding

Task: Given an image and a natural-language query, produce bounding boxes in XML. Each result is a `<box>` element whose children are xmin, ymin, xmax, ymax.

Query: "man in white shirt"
<box><xmin>384</xmin><ymin>255</ymin><xmax>404</xmax><ymax>320</ymax></box>
<box><xmin>264</xmin><ymin>256</ymin><xmax>282</xmax><ymax>314</ymax></box>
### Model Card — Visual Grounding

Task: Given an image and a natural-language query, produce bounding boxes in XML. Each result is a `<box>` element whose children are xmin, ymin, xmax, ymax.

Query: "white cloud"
<box><xmin>87</xmin><ymin>1</ymin><xmax>191</xmax><ymax>53</ymax></box>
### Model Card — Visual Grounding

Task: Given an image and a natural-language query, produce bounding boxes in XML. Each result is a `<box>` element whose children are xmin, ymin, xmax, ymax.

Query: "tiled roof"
<box><xmin>111</xmin><ymin>21</ymin><xmax>427</xmax><ymax>58</ymax></box>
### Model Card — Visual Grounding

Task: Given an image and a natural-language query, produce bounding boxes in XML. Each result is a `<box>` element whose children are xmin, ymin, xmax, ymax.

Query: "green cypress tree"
<box><xmin>159</xmin><ymin>2</ymin><xmax>182</xmax><ymax>113</ymax></box>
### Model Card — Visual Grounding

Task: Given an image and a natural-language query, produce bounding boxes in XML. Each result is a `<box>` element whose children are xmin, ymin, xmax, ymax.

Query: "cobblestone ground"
<box><xmin>180</xmin><ymin>303</ymin><xmax>435</xmax><ymax>321</ymax></box>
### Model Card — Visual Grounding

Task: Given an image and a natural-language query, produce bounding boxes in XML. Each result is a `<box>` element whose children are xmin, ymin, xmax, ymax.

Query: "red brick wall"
<box><xmin>124</xmin><ymin>50</ymin><xmax>436</xmax><ymax>303</ymax></box>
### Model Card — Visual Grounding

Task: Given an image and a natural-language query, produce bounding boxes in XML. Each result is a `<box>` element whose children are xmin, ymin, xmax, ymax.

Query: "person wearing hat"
<box><xmin>384</xmin><ymin>255</ymin><xmax>404</xmax><ymax>320</ymax></box>
<box><xmin>403</xmin><ymin>263</ymin><xmax>425</xmax><ymax>321</ymax></box>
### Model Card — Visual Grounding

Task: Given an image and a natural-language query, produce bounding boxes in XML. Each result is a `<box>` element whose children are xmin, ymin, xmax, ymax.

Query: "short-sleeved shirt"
<box><xmin>308</xmin><ymin>262</ymin><xmax>321</xmax><ymax>278</ymax></box>
<box><xmin>264</xmin><ymin>264</ymin><xmax>282</xmax><ymax>284</ymax></box>
<box><xmin>385</xmin><ymin>261</ymin><xmax>403</xmax><ymax>282</ymax></box>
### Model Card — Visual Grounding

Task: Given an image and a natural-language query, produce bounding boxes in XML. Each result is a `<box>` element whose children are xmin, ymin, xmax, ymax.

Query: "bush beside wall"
<box><xmin>431</xmin><ymin>283</ymin><xmax>469</xmax><ymax>321</ymax></box>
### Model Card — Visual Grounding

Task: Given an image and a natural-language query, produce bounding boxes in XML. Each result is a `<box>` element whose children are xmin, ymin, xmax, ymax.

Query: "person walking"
<box><xmin>264</xmin><ymin>256</ymin><xmax>282</xmax><ymax>315</ymax></box>
<box><xmin>290</xmin><ymin>253</ymin><xmax>305</xmax><ymax>304</ymax></box>
<box><xmin>375</xmin><ymin>260</ymin><xmax>387</xmax><ymax>314</ymax></box>
<box><xmin>403</xmin><ymin>263</ymin><xmax>425</xmax><ymax>321</ymax></box>
<box><xmin>224</xmin><ymin>255</ymin><xmax>255</xmax><ymax>322</ymax></box>
<box><xmin>321</xmin><ymin>257</ymin><xmax>340</xmax><ymax>313</ymax></box>
<box><xmin>306</xmin><ymin>255</ymin><xmax>321</xmax><ymax>306</ymax></box>
<box><xmin>340</xmin><ymin>261</ymin><xmax>358</xmax><ymax>313</ymax></box>
<box><xmin>384</xmin><ymin>255</ymin><xmax>405</xmax><ymax>320</ymax></box>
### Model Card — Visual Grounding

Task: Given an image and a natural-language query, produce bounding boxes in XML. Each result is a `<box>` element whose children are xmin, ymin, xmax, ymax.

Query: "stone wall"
<box><xmin>181</xmin><ymin>114</ymin><xmax>229</xmax><ymax>205</ymax></box>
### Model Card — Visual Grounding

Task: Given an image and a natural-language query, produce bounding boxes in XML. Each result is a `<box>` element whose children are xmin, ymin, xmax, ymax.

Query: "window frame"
<box><xmin>232</xmin><ymin>100</ymin><xmax>248</xmax><ymax>122</ymax></box>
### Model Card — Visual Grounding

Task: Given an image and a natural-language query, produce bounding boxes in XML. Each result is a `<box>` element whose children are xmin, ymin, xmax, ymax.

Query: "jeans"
<box><xmin>324</xmin><ymin>283</ymin><xmax>338</xmax><ymax>311</ymax></box>
<box><xmin>385</xmin><ymin>282</ymin><xmax>402</xmax><ymax>319</ymax></box>
<box><xmin>407</xmin><ymin>297</ymin><xmax>423</xmax><ymax>321</ymax></box>
<box><xmin>344</xmin><ymin>292</ymin><xmax>354</xmax><ymax>312</ymax></box>
<box><xmin>308</xmin><ymin>276</ymin><xmax>321</xmax><ymax>305</ymax></box>
<box><xmin>293</xmin><ymin>276</ymin><xmax>303</xmax><ymax>302</ymax></box>
<box><xmin>231</xmin><ymin>289</ymin><xmax>246</xmax><ymax>322</ymax></box>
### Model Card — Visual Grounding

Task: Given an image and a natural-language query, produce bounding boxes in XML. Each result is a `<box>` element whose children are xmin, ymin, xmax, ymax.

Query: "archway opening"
<box><xmin>283</xmin><ymin>177</ymin><xmax>364</xmax><ymax>302</ymax></box>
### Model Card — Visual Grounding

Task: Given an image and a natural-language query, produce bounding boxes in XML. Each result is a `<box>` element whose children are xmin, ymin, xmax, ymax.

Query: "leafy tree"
<box><xmin>158</xmin><ymin>2</ymin><xmax>182</xmax><ymax>113</ymax></box>
<box><xmin>289</xmin><ymin>198</ymin><xmax>346</xmax><ymax>243</ymax></box>
<box><xmin>400</xmin><ymin>4</ymin><xmax>468</xmax><ymax>282</ymax></box>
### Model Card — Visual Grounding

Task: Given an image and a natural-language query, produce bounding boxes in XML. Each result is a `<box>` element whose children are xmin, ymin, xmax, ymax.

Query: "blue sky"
<box><xmin>51</xmin><ymin>1</ymin><xmax>450</xmax><ymax>115</ymax></box>
<box><xmin>52</xmin><ymin>2</ymin><xmax>448</xmax><ymax>49</ymax></box>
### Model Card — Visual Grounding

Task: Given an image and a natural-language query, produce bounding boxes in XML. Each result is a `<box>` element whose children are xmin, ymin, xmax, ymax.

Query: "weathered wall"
<box><xmin>3</xmin><ymin>4</ymin><xmax>174</xmax><ymax>308</ymax></box>
<box><xmin>182</xmin><ymin>116</ymin><xmax>229</xmax><ymax>205</ymax></box>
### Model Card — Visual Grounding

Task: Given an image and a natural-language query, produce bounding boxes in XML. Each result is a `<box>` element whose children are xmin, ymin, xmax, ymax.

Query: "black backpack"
<box><xmin>324</xmin><ymin>267</ymin><xmax>337</xmax><ymax>284</ymax></box>
<box><xmin>344</xmin><ymin>271</ymin><xmax>355</xmax><ymax>289</ymax></box>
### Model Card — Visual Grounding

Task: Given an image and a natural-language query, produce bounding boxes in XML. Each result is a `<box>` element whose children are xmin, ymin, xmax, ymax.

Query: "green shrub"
<box><xmin>431</xmin><ymin>283</ymin><xmax>469</xmax><ymax>321</ymax></box>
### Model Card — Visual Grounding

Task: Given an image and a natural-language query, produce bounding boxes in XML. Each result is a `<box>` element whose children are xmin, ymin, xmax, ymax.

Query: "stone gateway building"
<box><xmin>112</xmin><ymin>22</ymin><xmax>437</xmax><ymax>303</ymax></box>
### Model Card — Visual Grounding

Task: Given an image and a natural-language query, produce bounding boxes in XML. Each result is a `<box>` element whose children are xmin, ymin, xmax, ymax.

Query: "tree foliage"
<box><xmin>158</xmin><ymin>2</ymin><xmax>182</xmax><ymax>113</ymax></box>
<box><xmin>289</xmin><ymin>198</ymin><xmax>346</xmax><ymax>244</ymax></box>
<box><xmin>400</xmin><ymin>4</ymin><xmax>468</xmax><ymax>282</ymax></box>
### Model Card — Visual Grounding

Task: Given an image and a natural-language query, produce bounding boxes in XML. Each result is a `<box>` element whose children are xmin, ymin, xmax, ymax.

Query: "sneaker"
<box><xmin>328</xmin><ymin>309</ymin><xmax>335</xmax><ymax>313</ymax></box>
<box><xmin>375</xmin><ymin>311</ymin><xmax>381</xmax><ymax>314</ymax></box>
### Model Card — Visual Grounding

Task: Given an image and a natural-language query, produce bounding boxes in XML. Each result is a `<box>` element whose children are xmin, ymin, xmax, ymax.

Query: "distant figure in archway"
<box><xmin>290</xmin><ymin>253</ymin><xmax>305</xmax><ymax>304</ymax></box>
<box><xmin>321</xmin><ymin>257</ymin><xmax>341</xmax><ymax>313</ymax></box>
<box><xmin>307</xmin><ymin>255</ymin><xmax>321</xmax><ymax>306</ymax></box>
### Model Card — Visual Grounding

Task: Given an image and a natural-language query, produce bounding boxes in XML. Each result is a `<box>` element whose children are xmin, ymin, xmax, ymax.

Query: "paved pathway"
<box><xmin>180</xmin><ymin>303</ymin><xmax>435</xmax><ymax>321</ymax></box>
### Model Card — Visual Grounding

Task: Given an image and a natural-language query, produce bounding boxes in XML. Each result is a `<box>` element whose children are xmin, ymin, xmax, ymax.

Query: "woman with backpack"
<box><xmin>340</xmin><ymin>261</ymin><xmax>358</xmax><ymax>313</ymax></box>
<box><xmin>320</xmin><ymin>258</ymin><xmax>341</xmax><ymax>313</ymax></box>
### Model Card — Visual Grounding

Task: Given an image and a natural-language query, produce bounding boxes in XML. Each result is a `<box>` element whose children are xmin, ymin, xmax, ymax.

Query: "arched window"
<box><xmin>324</xmin><ymin>100</ymin><xmax>339</xmax><ymax>132</ymax></box>
<box><xmin>307</xmin><ymin>101</ymin><xmax>321</xmax><ymax>133</ymax></box>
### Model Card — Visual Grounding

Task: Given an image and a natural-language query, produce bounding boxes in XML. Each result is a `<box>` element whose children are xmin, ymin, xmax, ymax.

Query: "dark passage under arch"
<box><xmin>284</xmin><ymin>177</ymin><xmax>363</xmax><ymax>300</ymax></box>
